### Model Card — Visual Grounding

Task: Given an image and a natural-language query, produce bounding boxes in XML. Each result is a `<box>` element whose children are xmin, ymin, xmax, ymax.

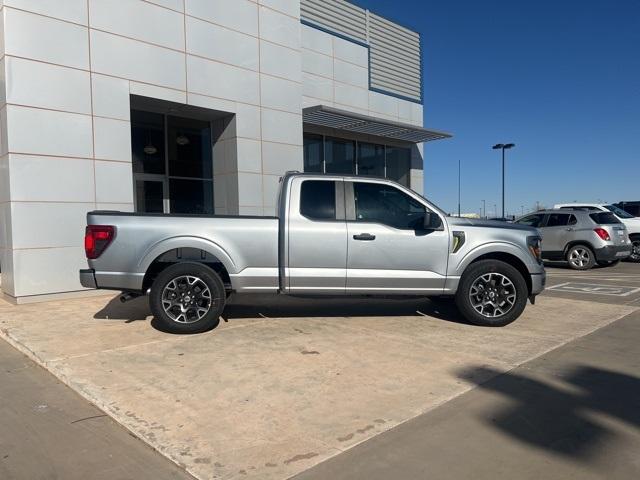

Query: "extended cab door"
<box><xmin>344</xmin><ymin>180</ymin><xmax>449</xmax><ymax>294</ymax></box>
<box><xmin>285</xmin><ymin>177</ymin><xmax>347</xmax><ymax>293</ymax></box>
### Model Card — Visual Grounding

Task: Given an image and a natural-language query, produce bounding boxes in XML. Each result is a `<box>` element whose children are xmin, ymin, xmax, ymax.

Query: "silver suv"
<box><xmin>515</xmin><ymin>209</ymin><xmax>632</xmax><ymax>269</ymax></box>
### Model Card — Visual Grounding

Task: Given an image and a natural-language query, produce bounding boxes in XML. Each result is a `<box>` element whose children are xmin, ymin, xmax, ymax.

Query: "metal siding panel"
<box><xmin>301</xmin><ymin>0</ymin><xmax>423</xmax><ymax>102</ymax></box>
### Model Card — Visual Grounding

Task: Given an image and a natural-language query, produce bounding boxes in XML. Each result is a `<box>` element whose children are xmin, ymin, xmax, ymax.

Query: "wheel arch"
<box><xmin>139</xmin><ymin>238</ymin><xmax>236</xmax><ymax>292</ymax></box>
<box><xmin>466</xmin><ymin>252</ymin><xmax>533</xmax><ymax>295</ymax></box>
<box><xmin>563</xmin><ymin>240</ymin><xmax>596</xmax><ymax>257</ymax></box>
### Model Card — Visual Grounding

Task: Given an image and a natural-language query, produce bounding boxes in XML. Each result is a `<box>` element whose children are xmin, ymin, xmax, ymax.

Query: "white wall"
<box><xmin>0</xmin><ymin>0</ymin><xmax>304</xmax><ymax>299</ymax></box>
<box><xmin>300</xmin><ymin>24</ymin><xmax>425</xmax><ymax>194</ymax></box>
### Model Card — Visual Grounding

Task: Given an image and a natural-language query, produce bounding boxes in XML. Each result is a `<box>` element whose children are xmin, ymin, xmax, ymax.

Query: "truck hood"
<box><xmin>447</xmin><ymin>217</ymin><xmax>538</xmax><ymax>233</ymax></box>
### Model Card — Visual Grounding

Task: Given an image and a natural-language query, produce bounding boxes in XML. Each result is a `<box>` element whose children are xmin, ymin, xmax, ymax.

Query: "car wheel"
<box><xmin>455</xmin><ymin>259</ymin><xmax>528</xmax><ymax>327</ymax></box>
<box><xmin>597</xmin><ymin>260</ymin><xmax>620</xmax><ymax>267</ymax></box>
<box><xmin>566</xmin><ymin>245</ymin><xmax>595</xmax><ymax>270</ymax></box>
<box><xmin>149</xmin><ymin>262</ymin><xmax>226</xmax><ymax>334</ymax></box>
<box><xmin>627</xmin><ymin>236</ymin><xmax>640</xmax><ymax>263</ymax></box>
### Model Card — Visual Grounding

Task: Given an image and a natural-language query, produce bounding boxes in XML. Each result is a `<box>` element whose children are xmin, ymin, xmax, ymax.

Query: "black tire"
<box><xmin>566</xmin><ymin>244</ymin><xmax>595</xmax><ymax>270</ymax></box>
<box><xmin>597</xmin><ymin>260</ymin><xmax>620</xmax><ymax>267</ymax></box>
<box><xmin>455</xmin><ymin>259</ymin><xmax>528</xmax><ymax>327</ymax></box>
<box><xmin>627</xmin><ymin>236</ymin><xmax>640</xmax><ymax>263</ymax></box>
<box><xmin>149</xmin><ymin>262</ymin><xmax>225</xmax><ymax>334</ymax></box>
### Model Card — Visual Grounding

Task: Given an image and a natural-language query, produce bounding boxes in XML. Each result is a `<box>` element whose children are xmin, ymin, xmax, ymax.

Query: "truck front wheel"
<box><xmin>455</xmin><ymin>259</ymin><xmax>528</xmax><ymax>327</ymax></box>
<box><xmin>149</xmin><ymin>262</ymin><xmax>226</xmax><ymax>334</ymax></box>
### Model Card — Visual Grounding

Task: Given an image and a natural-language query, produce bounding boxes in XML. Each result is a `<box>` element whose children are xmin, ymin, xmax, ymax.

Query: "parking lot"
<box><xmin>0</xmin><ymin>262</ymin><xmax>638</xmax><ymax>480</ymax></box>
<box><xmin>544</xmin><ymin>262</ymin><xmax>640</xmax><ymax>306</ymax></box>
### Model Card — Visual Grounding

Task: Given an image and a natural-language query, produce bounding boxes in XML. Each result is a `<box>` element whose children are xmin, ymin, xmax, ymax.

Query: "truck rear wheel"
<box><xmin>149</xmin><ymin>262</ymin><xmax>226</xmax><ymax>334</ymax></box>
<box><xmin>455</xmin><ymin>259</ymin><xmax>528</xmax><ymax>327</ymax></box>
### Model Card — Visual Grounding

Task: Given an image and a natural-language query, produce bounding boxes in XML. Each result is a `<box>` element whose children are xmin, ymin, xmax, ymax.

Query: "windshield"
<box><xmin>605</xmin><ymin>205</ymin><xmax>634</xmax><ymax>219</ymax></box>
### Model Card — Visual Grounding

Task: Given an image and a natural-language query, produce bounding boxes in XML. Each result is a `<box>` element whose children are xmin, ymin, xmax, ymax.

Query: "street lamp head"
<box><xmin>504</xmin><ymin>143</ymin><xmax>515</xmax><ymax>149</ymax></box>
<box><xmin>492</xmin><ymin>144</ymin><xmax>504</xmax><ymax>150</ymax></box>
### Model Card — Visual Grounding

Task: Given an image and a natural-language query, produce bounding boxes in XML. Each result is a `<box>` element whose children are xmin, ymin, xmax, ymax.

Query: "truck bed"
<box><xmin>86</xmin><ymin>211</ymin><xmax>280</xmax><ymax>292</ymax></box>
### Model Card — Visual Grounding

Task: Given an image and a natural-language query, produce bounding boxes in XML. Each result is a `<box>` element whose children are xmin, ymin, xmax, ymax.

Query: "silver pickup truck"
<box><xmin>80</xmin><ymin>173</ymin><xmax>545</xmax><ymax>333</ymax></box>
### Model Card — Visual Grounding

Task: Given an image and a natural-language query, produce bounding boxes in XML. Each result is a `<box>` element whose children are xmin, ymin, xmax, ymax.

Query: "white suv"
<box><xmin>554</xmin><ymin>203</ymin><xmax>640</xmax><ymax>262</ymax></box>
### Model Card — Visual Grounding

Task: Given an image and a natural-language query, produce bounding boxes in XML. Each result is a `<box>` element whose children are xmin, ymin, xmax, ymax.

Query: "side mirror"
<box><xmin>423</xmin><ymin>211</ymin><xmax>443</xmax><ymax>230</ymax></box>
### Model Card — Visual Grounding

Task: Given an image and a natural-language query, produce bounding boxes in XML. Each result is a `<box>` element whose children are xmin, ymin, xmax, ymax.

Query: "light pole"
<box><xmin>458</xmin><ymin>159</ymin><xmax>461</xmax><ymax>217</ymax></box>
<box><xmin>492</xmin><ymin>143</ymin><xmax>515</xmax><ymax>218</ymax></box>
<box><xmin>481</xmin><ymin>199</ymin><xmax>486</xmax><ymax>219</ymax></box>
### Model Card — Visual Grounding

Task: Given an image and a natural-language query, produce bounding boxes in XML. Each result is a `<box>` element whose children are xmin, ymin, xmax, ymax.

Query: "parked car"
<box><xmin>80</xmin><ymin>173</ymin><xmax>546</xmax><ymax>333</ymax></box>
<box><xmin>553</xmin><ymin>203</ymin><xmax>640</xmax><ymax>262</ymax></box>
<box><xmin>614</xmin><ymin>201</ymin><xmax>640</xmax><ymax>218</ymax></box>
<box><xmin>515</xmin><ymin>209</ymin><xmax>632</xmax><ymax>269</ymax></box>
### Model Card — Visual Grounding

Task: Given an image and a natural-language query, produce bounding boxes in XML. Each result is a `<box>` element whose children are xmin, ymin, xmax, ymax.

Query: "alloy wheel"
<box><xmin>468</xmin><ymin>272</ymin><xmax>517</xmax><ymax>318</ymax></box>
<box><xmin>161</xmin><ymin>275</ymin><xmax>212</xmax><ymax>324</ymax></box>
<box><xmin>569</xmin><ymin>248</ymin><xmax>590</xmax><ymax>268</ymax></box>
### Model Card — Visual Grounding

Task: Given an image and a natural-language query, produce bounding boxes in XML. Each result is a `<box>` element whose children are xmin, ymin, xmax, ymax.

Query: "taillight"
<box><xmin>85</xmin><ymin>225</ymin><xmax>115</xmax><ymax>259</ymax></box>
<box><xmin>594</xmin><ymin>228</ymin><xmax>610</xmax><ymax>241</ymax></box>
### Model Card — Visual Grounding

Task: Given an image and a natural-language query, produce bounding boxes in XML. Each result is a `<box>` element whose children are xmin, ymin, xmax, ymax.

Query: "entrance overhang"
<box><xmin>303</xmin><ymin>105</ymin><xmax>452</xmax><ymax>143</ymax></box>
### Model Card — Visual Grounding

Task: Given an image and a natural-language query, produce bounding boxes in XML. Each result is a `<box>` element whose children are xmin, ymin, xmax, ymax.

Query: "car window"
<box><xmin>353</xmin><ymin>182</ymin><xmax>426</xmax><ymax>229</ymax></box>
<box><xmin>605</xmin><ymin>204</ymin><xmax>634</xmax><ymax>219</ymax></box>
<box><xmin>300</xmin><ymin>180</ymin><xmax>336</xmax><ymax>220</ymax></box>
<box><xmin>568</xmin><ymin>214</ymin><xmax>577</xmax><ymax>225</ymax></box>
<box><xmin>589</xmin><ymin>212</ymin><xmax>621</xmax><ymax>225</ymax></box>
<box><xmin>546</xmin><ymin>213</ymin><xmax>570</xmax><ymax>227</ymax></box>
<box><xmin>516</xmin><ymin>214</ymin><xmax>544</xmax><ymax>228</ymax></box>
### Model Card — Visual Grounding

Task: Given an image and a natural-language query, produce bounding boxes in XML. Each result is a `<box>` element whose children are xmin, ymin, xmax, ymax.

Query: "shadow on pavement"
<box><xmin>457</xmin><ymin>365</ymin><xmax>640</xmax><ymax>461</ymax></box>
<box><xmin>93</xmin><ymin>293</ymin><xmax>468</xmax><ymax>329</ymax></box>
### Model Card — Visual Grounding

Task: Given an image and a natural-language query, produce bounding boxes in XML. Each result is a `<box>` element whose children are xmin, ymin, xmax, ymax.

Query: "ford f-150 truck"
<box><xmin>80</xmin><ymin>173</ymin><xmax>546</xmax><ymax>333</ymax></box>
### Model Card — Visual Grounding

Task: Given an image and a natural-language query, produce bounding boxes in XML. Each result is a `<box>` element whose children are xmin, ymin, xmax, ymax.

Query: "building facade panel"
<box><xmin>0</xmin><ymin>0</ymin><xmax>445</xmax><ymax>302</ymax></box>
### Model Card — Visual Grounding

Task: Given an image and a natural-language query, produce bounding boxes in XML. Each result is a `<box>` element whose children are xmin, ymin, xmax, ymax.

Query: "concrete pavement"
<box><xmin>0</xmin><ymin>339</ymin><xmax>193</xmax><ymax>480</ymax></box>
<box><xmin>0</xmin><ymin>285</ymin><xmax>635</xmax><ymax>480</ymax></box>
<box><xmin>293</xmin><ymin>308</ymin><xmax>640</xmax><ymax>480</ymax></box>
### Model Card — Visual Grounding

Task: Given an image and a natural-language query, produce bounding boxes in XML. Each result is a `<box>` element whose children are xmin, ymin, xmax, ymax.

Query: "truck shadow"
<box><xmin>456</xmin><ymin>365</ymin><xmax>640</xmax><ymax>465</ymax></box>
<box><xmin>93</xmin><ymin>293</ymin><xmax>467</xmax><ymax>327</ymax></box>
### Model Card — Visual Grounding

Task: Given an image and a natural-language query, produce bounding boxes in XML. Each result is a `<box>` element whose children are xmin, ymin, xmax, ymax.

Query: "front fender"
<box><xmin>452</xmin><ymin>241</ymin><xmax>537</xmax><ymax>276</ymax></box>
<box><xmin>137</xmin><ymin>235</ymin><xmax>237</xmax><ymax>275</ymax></box>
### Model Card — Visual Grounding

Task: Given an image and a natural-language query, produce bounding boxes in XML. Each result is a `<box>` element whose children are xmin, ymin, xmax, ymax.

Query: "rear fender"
<box><xmin>138</xmin><ymin>236</ymin><xmax>237</xmax><ymax>277</ymax></box>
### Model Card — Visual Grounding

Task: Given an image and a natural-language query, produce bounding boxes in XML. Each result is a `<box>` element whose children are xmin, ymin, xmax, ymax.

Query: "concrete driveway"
<box><xmin>0</xmin><ymin>286</ymin><xmax>636</xmax><ymax>480</ymax></box>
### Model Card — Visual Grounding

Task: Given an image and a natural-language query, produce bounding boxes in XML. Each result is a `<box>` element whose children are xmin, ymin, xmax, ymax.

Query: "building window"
<box><xmin>303</xmin><ymin>134</ymin><xmax>324</xmax><ymax>173</ymax></box>
<box><xmin>325</xmin><ymin>137</ymin><xmax>356</xmax><ymax>174</ymax></box>
<box><xmin>386</xmin><ymin>146</ymin><xmax>411</xmax><ymax>186</ymax></box>
<box><xmin>357</xmin><ymin>143</ymin><xmax>385</xmax><ymax>177</ymax></box>
<box><xmin>303</xmin><ymin>134</ymin><xmax>412</xmax><ymax>187</ymax></box>
<box><xmin>131</xmin><ymin>110</ymin><xmax>214</xmax><ymax>214</ymax></box>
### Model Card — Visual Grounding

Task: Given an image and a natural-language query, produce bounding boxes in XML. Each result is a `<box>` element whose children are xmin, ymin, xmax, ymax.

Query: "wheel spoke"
<box><xmin>161</xmin><ymin>275</ymin><xmax>212</xmax><ymax>324</ymax></box>
<box><xmin>468</xmin><ymin>272</ymin><xmax>516</xmax><ymax>319</ymax></box>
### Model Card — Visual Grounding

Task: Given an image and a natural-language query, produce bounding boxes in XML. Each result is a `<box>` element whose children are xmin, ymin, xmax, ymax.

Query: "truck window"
<box><xmin>353</xmin><ymin>182</ymin><xmax>426</xmax><ymax>230</ymax></box>
<box><xmin>300</xmin><ymin>180</ymin><xmax>336</xmax><ymax>220</ymax></box>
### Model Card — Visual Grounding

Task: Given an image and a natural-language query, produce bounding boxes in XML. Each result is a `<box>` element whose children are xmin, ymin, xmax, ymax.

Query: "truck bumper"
<box><xmin>79</xmin><ymin>269</ymin><xmax>97</xmax><ymax>289</ymax></box>
<box><xmin>594</xmin><ymin>245</ymin><xmax>632</xmax><ymax>262</ymax></box>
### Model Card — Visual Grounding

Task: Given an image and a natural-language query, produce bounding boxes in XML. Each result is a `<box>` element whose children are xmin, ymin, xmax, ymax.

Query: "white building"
<box><xmin>0</xmin><ymin>0</ymin><xmax>449</xmax><ymax>303</ymax></box>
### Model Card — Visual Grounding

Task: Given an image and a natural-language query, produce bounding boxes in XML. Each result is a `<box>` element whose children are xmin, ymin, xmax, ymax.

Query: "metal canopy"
<box><xmin>303</xmin><ymin>105</ymin><xmax>451</xmax><ymax>143</ymax></box>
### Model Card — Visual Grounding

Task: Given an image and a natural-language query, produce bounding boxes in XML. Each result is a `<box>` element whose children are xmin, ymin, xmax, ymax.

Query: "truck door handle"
<box><xmin>353</xmin><ymin>233</ymin><xmax>376</xmax><ymax>241</ymax></box>
<box><xmin>565</xmin><ymin>228</ymin><xmax>574</xmax><ymax>231</ymax></box>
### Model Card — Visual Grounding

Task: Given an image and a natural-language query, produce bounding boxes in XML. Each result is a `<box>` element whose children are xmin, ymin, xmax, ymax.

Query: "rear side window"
<box><xmin>546</xmin><ymin>213</ymin><xmax>570</xmax><ymax>227</ymax></box>
<box><xmin>589</xmin><ymin>212</ymin><xmax>621</xmax><ymax>225</ymax></box>
<box><xmin>300</xmin><ymin>180</ymin><xmax>336</xmax><ymax>220</ymax></box>
<box><xmin>516</xmin><ymin>214</ymin><xmax>544</xmax><ymax>227</ymax></box>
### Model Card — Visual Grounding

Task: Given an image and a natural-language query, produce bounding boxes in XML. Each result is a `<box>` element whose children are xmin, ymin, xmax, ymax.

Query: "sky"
<box><xmin>357</xmin><ymin>0</ymin><xmax>640</xmax><ymax>217</ymax></box>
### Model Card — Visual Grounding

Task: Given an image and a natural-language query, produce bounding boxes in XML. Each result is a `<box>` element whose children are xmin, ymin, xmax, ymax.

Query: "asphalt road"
<box><xmin>293</xmin><ymin>261</ymin><xmax>640</xmax><ymax>480</ymax></box>
<box><xmin>0</xmin><ymin>341</ymin><xmax>194</xmax><ymax>480</ymax></box>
